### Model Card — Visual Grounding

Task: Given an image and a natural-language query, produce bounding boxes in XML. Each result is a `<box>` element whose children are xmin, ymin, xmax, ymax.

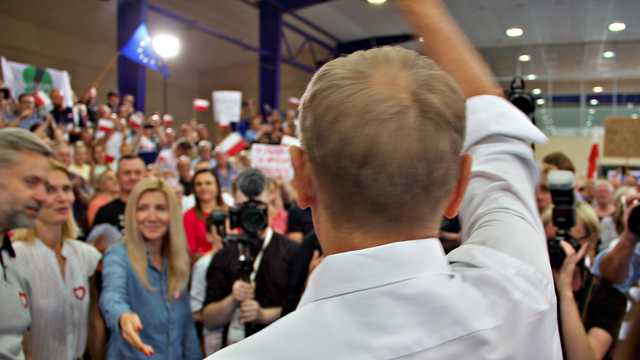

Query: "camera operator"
<box><xmin>201</xmin><ymin>169</ymin><xmax>297</xmax><ymax>349</ymax></box>
<box><xmin>543</xmin><ymin>194</ymin><xmax>626</xmax><ymax>360</ymax></box>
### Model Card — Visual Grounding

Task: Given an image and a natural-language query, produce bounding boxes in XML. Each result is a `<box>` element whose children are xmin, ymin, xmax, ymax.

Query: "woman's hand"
<box><xmin>553</xmin><ymin>241</ymin><xmax>589</xmax><ymax>295</ymax></box>
<box><xmin>119</xmin><ymin>312</ymin><xmax>154</xmax><ymax>356</ymax></box>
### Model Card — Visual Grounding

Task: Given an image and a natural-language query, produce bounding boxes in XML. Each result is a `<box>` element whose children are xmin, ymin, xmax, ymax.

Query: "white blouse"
<box><xmin>13</xmin><ymin>239</ymin><xmax>101</xmax><ymax>360</ymax></box>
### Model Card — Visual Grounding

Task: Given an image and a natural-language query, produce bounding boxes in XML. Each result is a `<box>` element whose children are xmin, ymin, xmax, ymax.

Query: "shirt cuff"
<box><xmin>463</xmin><ymin>95</ymin><xmax>547</xmax><ymax>152</ymax></box>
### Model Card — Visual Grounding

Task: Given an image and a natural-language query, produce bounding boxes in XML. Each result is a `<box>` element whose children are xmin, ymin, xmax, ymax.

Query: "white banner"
<box><xmin>1</xmin><ymin>57</ymin><xmax>73</xmax><ymax>108</ymax></box>
<box><xmin>212</xmin><ymin>91</ymin><xmax>242</xmax><ymax>126</ymax></box>
<box><xmin>250</xmin><ymin>144</ymin><xmax>294</xmax><ymax>181</ymax></box>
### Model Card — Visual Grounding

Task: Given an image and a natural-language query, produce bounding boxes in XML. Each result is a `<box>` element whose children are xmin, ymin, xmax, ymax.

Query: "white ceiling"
<box><xmin>297</xmin><ymin>0</ymin><xmax>640</xmax><ymax>81</ymax></box>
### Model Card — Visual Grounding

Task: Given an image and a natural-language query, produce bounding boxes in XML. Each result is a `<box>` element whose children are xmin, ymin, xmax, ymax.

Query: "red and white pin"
<box><xmin>73</xmin><ymin>286</ymin><xmax>86</xmax><ymax>301</ymax></box>
<box><xmin>18</xmin><ymin>292</ymin><xmax>29</xmax><ymax>308</ymax></box>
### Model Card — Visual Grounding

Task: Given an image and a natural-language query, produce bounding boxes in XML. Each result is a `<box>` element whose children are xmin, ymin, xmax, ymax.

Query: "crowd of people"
<box><xmin>1</xmin><ymin>0</ymin><xmax>640</xmax><ymax>359</ymax></box>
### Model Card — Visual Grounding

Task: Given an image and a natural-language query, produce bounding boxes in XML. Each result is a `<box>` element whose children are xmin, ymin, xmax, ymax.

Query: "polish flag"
<box><xmin>162</xmin><ymin>114</ymin><xmax>174</xmax><ymax>127</ymax></box>
<box><xmin>97</xmin><ymin>118</ymin><xmax>114</xmax><ymax>133</ymax></box>
<box><xmin>217</xmin><ymin>132</ymin><xmax>246</xmax><ymax>157</ymax></box>
<box><xmin>193</xmin><ymin>98</ymin><xmax>210</xmax><ymax>112</ymax></box>
<box><xmin>129</xmin><ymin>112</ymin><xmax>143</xmax><ymax>129</ymax></box>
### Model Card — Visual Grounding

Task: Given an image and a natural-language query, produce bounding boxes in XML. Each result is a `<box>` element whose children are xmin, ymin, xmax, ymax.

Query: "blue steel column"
<box><xmin>118</xmin><ymin>0</ymin><xmax>147</xmax><ymax>112</ymax></box>
<box><xmin>259</xmin><ymin>1</ymin><xmax>282</xmax><ymax>115</ymax></box>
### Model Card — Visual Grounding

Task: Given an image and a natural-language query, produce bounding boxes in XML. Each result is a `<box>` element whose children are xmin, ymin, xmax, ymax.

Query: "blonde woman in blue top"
<box><xmin>100</xmin><ymin>177</ymin><xmax>201</xmax><ymax>359</ymax></box>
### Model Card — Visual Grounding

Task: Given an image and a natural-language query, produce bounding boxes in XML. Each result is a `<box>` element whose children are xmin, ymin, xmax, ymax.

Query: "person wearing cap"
<box><xmin>201</xmin><ymin>169</ymin><xmax>297</xmax><ymax>354</ymax></box>
<box><xmin>0</xmin><ymin>128</ymin><xmax>52</xmax><ymax>360</ymax></box>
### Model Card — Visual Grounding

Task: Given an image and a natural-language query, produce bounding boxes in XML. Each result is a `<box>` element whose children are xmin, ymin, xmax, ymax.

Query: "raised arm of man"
<box><xmin>399</xmin><ymin>0</ymin><xmax>551</xmax><ymax>278</ymax></box>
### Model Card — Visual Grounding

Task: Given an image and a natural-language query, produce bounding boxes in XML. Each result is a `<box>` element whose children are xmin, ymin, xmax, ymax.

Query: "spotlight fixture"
<box><xmin>608</xmin><ymin>22</ymin><xmax>626</xmax><ymax>32</ymax></box>
<box><xmin>518</xmin><ymin>54</ymin><xmax>531</xmax><ymax>62</ymax></box>
<box><xmin>505</xmin><ymin>27</ymin><xmax>524</xmax><ymax>37</ymax></box>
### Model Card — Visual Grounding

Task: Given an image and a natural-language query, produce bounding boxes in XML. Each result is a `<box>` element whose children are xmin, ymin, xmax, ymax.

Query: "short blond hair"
<box><xmin>123</xmin><ymin>177</ymin><xmax>190</xmax><ymax>298</ymax></box>
<box><xmin>299</xmin><ymin>46</ymin><xmax>465</xmax><ymax>230</ymax></box>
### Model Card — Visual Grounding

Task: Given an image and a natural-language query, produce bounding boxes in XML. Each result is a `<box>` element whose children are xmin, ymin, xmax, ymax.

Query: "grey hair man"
<box><xmin>0</xmin><ymin>128</ymin><xmax>52</xmax><ymax>360</ymax></box>
<box><xmin>206</xmin><ymin>0</ymin><xmax>561</xmax><ymax>359</ymax></box>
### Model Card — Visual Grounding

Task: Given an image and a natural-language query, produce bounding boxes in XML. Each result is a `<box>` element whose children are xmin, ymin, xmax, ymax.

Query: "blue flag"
<box><xmin>120</xmin><ymin>23</ymin><xmax>169</xmax><ymax>78</ymax></box>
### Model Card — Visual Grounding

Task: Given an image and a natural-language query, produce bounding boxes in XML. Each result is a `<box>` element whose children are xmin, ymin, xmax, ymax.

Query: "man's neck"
<box><xmin>314</xmin><ymin>210</ymin><xmax>441</xmax><ymax>257</ymax></box>
<box><xmin>119</xmin><ymin>192</ymin><xmax>129</xmax><ymax>203</ymax></box>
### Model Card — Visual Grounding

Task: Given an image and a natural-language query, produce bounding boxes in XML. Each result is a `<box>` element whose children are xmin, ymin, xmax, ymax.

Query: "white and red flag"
<box><xmin>217</xmin><ymin>132</ymin><xmax>246</xmax><ymax>157</ymax></box>
<box><xmin>193</xmin><ymin>98</ymin><xmax>210</xmax><ymax>112</ymax></box>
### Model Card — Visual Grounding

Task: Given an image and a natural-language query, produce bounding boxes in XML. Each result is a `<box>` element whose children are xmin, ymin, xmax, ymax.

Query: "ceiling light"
<box><xmin>418</xmin><ymin>37</ymin><xmax>424</xmax><ymax>42</ymax></box>
<box><xmin>608</xmin><ymin>22</ymin><xmax>626</xmax><ymax>32</ymax></box>
<box><xmin>593</xmin><ymin>86</ymin><xmax>603</xmax><ymax>93</ymax></box>
<box><xmin>526</xmin><ymin>74</ymin><xmax>537</xmax><ymax>80</ymax></box>
<box><xmin>367</xmin><ymin>0</ymin><xmax>387</xmax><ymax>4</ymax></box>
<box><xmin>152</xmin><ymin>34</ymin><xmax>181</xmax><ymax>59</ymax></box>
<box><xmin>588</xmin><ymin>109</ymin><xmax>596</xmax><ymax>114</ymax></box>
<box><xmin>532</xmin><ymin>88</ymin><xmax>542</xmax><ymax>95</ymax></box>
<box><xmin>518</xmin><ymin>54</ymin><xmax>531</xmax><ymax>62</ymax></box>
<box><xmin>505</xmin><ymin>27</ymin><xmax>524</xmax><ymax>38</ymax></box>
<box><xmin>590</xmin><ymin>99</ymin><xmax>599</xmax><ymax>106</ymax></box>
<box><xmin>536</xmin><ymin>99</ymin><xmax>545</xmax><ymax>105</ymax></box>
<box><xmin>602</xmin><ymin>51</ymin><xmax>616</xmax><ymax>59</ymax></box>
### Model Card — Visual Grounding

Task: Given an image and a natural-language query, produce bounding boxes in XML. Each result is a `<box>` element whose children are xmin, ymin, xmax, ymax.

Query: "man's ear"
<box><xmin>443</xmin><ymin>153</ymin><xmax>472</xmax><ymax>219</ymax></box>
<box><xmin>289</xmin><ymin>146</ymin><xmax>316</xmax><ymax>209</ymax></box>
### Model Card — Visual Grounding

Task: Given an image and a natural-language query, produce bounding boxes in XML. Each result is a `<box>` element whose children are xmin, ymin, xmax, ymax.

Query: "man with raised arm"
<box><xmin>206</xmin><ymin>0</ymin><xmax>561</xmax><ymax>358</ymax></box>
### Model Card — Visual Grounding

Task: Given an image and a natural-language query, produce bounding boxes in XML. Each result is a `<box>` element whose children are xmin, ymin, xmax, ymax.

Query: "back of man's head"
<box><xmin>299</xmin><ymin>46</ymin><xmax>465</xmax><ymax>231</ymax></box>
<box><xmin>0</xmin><ymin>128</ymin><xmax>52</xmax><ymax>168</ymax></box>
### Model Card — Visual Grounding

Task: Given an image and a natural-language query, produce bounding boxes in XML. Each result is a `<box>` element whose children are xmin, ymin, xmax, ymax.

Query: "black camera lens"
<box><xmin>628</xmin><ymin>205</ymin><xmax>640</xmax><ymax>238</ymax></box>
<box><xmin>241</xmin><ymin>208</ymin><xmax>267</xmax><ymax>234</ymax></box>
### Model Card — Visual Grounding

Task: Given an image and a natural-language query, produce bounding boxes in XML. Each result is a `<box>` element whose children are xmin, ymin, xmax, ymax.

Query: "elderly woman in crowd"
<box><xmin>543</xmin><ymin>202</ymin><xmax>627</xmax><ymax>360</ymax></box>
<box><xmin>100</xmin><ymin>177</ymin><xmax>201</xmax><ymax>359</ymax></box>
<box><xmin>13</xmin><ymin>161</ymin><xmax>102</xmax><ymax>360</ymax></box>
<box><xmin>87</xmin><ymin>169</ymin><xmax>120</xmax><ymax>227</ymax></box>
<box><xmin>183</xmin><ymin>169</ymin><xmax>226</xmax><ymax>260</ymax></box>
<box><xmin>599</xmin><ymin>186</ymin><xmax>638</xmax><ymax>252</ymax></box>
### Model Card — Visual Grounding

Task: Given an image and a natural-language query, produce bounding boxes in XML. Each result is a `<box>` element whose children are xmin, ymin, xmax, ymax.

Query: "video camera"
<box><xmin>506</xmin><ymin>76</ymin><xmax>536</xmax><ymax>124</ymax></box>
<box><xmin>210</xmin><ymin>169</ymin><xmax>270</xmax><ymax>282</ymax></box>
<box><xmin>547</xmin><ymin>170</ymin><xmax>581</xmax><ymax>269</ymax></box>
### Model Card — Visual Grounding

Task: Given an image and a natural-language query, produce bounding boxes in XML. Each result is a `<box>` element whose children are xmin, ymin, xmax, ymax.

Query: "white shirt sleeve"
<box><xmin>190</xmin><ymin>254</ymin><xmax>213</xmax><ymax>313</ymax></box>
<box><xmin>459</xmin><ymin>95</ymin><xmax>551</xmax><ymax>278</ymax></box>
<box><xmin>72</xmin><ymin>240</ymin><xmax>102</xmax><ymax>278</ymax></box>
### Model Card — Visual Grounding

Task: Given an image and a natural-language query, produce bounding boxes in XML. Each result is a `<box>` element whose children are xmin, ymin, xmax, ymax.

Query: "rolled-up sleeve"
<box><xmin>459</xmin><ymin>95</ymin><xmax>551</xmax><ymax>279</ymax></box>
<box><xmin>99</xmin><ymin>244</ymin><xmax>131</xmax><ymax>334</ymax></box>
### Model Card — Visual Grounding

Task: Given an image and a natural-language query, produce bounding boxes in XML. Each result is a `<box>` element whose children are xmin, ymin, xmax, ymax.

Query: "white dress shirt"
<box><xmin>13</xmin><ymin>239</ymin><xmax>101</xmax><ymax>360</ymax></box>
<box><xmin>207</xmin><ymin>95</ymin><xmax>562</xmax><ymax>359</ymax></box>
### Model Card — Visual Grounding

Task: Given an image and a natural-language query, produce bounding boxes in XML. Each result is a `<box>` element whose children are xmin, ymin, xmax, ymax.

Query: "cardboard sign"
<box><xmin>250</xmin><ymin>144</ymin><xmax>294</xmax><ymax>181</ymax></box>
<box><xmin>604</xmin><ymin>117</ymin><xmax>640</xmax><ymax>158</ymax></box>
<box><xmin>212</xmin><ymin>91</ymin><xmax>242</xmax><ymax>126</ymax></box>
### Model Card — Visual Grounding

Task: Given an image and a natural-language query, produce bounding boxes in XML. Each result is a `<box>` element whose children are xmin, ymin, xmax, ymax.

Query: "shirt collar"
<box><xmin>298</xmin><ymin>238</ymin><xmax>451</xmax><ymax>308</ymax></box>
<box><xmin>35</xmin><ymin>238</ymin><xmax>70</xmax><ymax>258</ymax></box>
